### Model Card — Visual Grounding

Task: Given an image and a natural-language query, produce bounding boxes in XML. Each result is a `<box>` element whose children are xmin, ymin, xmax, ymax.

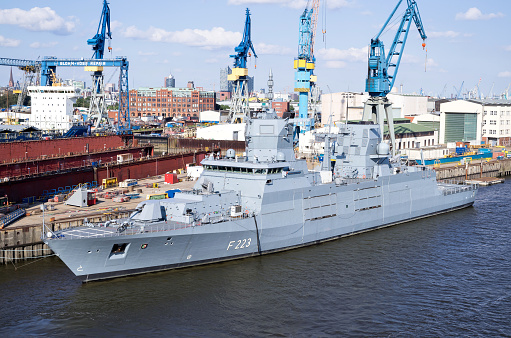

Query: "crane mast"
<box><xmin>228</xmin><ymin>8</ymin><xmax>257</xmax><ymax>124</ymax></box>
<box><xmin>362</xmin><ymin>0</ymin><xmax>427</xmax><ymax>156</ymax></box>
<box><xmin>86</xmin><ymin>0</ymin><xmax>115</xmax><ymax>131</ymax></box>
<box><xmin>294</xmin><ymin>0</ymin><xmax>319</xmax><ymax>134</ymax></box>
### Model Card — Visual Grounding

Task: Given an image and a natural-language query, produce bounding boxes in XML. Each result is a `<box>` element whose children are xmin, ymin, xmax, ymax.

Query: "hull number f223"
<box><xmin>227</xmin><ymin>238</ymin><xmax>251</xmax><ymax>250</ymax></box>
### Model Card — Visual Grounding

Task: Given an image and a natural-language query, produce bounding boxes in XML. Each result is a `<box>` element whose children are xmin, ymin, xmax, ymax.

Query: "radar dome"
<box><xmin>276</xmin><ymin>152</ymin><xmax>286</xmax><ymax>162</ymax></box>
<box><xmin>377</xmin><ymin>142</ymin><xmax>390</xmax><ymax>155</ymax></box>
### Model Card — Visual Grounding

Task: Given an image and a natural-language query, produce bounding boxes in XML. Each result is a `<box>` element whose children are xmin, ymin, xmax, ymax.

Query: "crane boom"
<box><xmin>87</xmin><ymin>0</ymin><xmax>111</xmax><ymax>60</ymax></box>
<box><xmin>362</xmin><ymin>0</ymin><xmax>427</xmax><ymax>157</ymax></box>
<box><xmin>230</xmin><ymin>8</ymin><xmax>257</xmax><ymax>70</ymax></box>
<box><xmin>366</xmin><ymin>0</ymin><xmax>427</xmax><ymax>97</ymax></box>
<box><xmin>228</xmin><ymin>8</ymin><xmax>257</xmax><ymax>123</ymax></box>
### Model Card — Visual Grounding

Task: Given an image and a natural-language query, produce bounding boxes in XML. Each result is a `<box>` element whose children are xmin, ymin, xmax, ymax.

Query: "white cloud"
<box><xmin>401</xmin><ymin>54</ymin><xmax>419</xmax><ymax>64</ymax></box>
<box><xmin>498</xmin><ymin>71</ymin><xmax>511</xmax><ymax>78</ymax></box>
<box><xmin>227</xmin><ymin>0</ymin><xmax>352</xmax><ymax>9</ymax></box>
<box><xmin>426</xmin><ymin>58</ymin><xmax>438</xmax><ymax>67</ymax></box>
<box><xmin>255</xmin><ymin>43</ymin><xmax>293</xmax><ymax>55</ymax></box>
<box><xmin>455</xmin><ymin>7</ymin><xmax>504</xmax><ymax>21</ymax></box>
<box><xmin>0</xmin><ymin>7</ymin><xmax>76</xmax><ymax>35</ymax></box>
<box><xmin>138</xmin><ymin>51</ymin><xmax>157</xmax><ymax>56</ymax></box>
<box><xmin>505</xmin><ymin>45</ymin><xmax>511</xmax><ymax>51</ymax></box>
<box><xmin>110</xmin><ymin>20</ymin><xmax>123</xmax><ymax>31</ymax></box>
<box><xmin>325</xmin><ymin>0</ymin><xmax>353</xmax><ymax>9</ymax></box>
<box><xmin>228</xmin><ymin>0</ymin><xmax>306</xmax><ymax>9</ymax></box>
<box><xmin>122</xmin><ymin>26</ymin><xmax>241</xmax><ymax>50</ymax></box>
<box><xmin>0</xmin><ymin>35</ymin><xmax>21</xmax><ymax>47</ymax></box>
<box><xmin>30</xmin><ymin>41</ymin><xmax>58</xmax><ymax>48</ymax></box>
<box><xmin>317</xmin><ymin>47</ymin><xmax>367</xmax><ymax>62</ymax></box>
<box><xmin>361</xmin><ymin>11</ymin><xmax>373</xmax><ymax>16</ymax></box>
<box><xmin>428</xmin><ymin>31</ymin><xmax>460</xmax><ymax>38</ymax></box>
<box><xmin>205</xmin><ymin>58</ymin><xmax>218</xmax><ymax>64</ymax></box>
<box><xmin>324</xmin><ymin>60</ymin><xmax>346</xmax><ymax>68</ymax></box>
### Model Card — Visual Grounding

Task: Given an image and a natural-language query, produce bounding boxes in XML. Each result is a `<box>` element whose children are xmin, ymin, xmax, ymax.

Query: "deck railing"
<box><xmin>46</xmin><ymin>213</ymin><xmax>253</xmax><ymax>240</ymax></box>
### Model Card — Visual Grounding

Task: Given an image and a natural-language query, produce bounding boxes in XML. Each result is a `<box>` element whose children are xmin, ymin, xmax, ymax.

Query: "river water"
<box><xmin>1</xmin><ymin>180</ymin><xmax>510</xmax><ymax>337</ymax></box>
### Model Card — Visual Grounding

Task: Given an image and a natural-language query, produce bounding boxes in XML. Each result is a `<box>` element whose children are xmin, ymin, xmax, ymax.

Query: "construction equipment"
<box><xmin>294</xmin><ymin>0</ymin><xmax>320</xmax><ymax>133</ymax></box>
<box><xmin>86</xmin><ymin>0</ymin><xmax>115</xmax><ymax>132</ymax></box>
<box><xmin>39</xmin><ymin>57</ymin><xmax>130</xmax><ymax>132</ymax></box>
<box><xmin>11</xmin><ymin>65</ymin><xmax>40</xmax><ymax>114</ymax></box>
<box><xmin>453</xmin><ymin>81</ymin><xmax>464</xmax><ymax>99</ymax></box>
<box><xmin>362</xmin><ymin>0</ymin><xmax>427</xmax><ymax>156</ymax></box>
<box><xmin>228</xmin><ymin>8</ymin><xmax>257</xmax><ymax>124</ymax></box>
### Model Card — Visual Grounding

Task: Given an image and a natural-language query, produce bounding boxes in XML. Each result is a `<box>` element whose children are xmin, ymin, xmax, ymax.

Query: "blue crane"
<box><xmin>362</xmin><ymin>0</ymin><xmax>427</xmax><ymax>157</ymax></box>
<box><xmin>453</xmin><ymin>81</ymin><xmax>464</xmax><ymax>99</ymax></box>
<box><xmin>294</xmin><ymin>0</ymin><xmax>319</xmax><ymax>133</ymax></box>
<box><xmin>228</xmin><ymin>8</ymin><xmax>257</xmax><ymax>123</ymax></box>
<box><xmin>85</xmin><ymin>0</ymin><xmax>116</xmax><ymax>132</ymax></box>
<box><xmin>87</xmin><ymin>0</ymin><xmax>112</xmax><ymax>60</ymax></box>
<box><xmin>230</xmin><ymin>8</ymin><xmax>257</xmax><ymax>70</ymax></box>
<box><xmin>366</xmin><ymin>0</ymin><xmax>427</xmax><ymax>97</ymax></box>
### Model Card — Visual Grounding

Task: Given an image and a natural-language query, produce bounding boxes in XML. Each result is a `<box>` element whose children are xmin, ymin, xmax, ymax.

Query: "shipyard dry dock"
<box><xmin>0</xmin><ymin>175</ymin><xmax>195</xmax><ymax>264</ymax></box>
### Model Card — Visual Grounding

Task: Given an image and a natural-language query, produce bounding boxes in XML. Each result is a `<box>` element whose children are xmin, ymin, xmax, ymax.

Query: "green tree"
<box><xmin>107</xmin><ymin>102</ymin><xmax>119</xmax><ymax>110</ymax></box>
<box><xmin>0</xmin><ymin>91</ymin><xmax>29</xmax><ymax>109</ymax></box>
<box><xmin>217</xmin><ymin>104</ymin><xmax>230</xmax><ymax>110</ymax></box>
<box><xmin>74</xmin><ymin>97</ymin><xmax>90</xmax><ymax>108</ymax></box>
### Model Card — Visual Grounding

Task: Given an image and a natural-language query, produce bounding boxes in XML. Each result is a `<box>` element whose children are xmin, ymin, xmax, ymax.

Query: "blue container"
<box><xmin>166</xmin><ymin>189</ymin><xmax>181</xmax><ymax>198</ymax></box>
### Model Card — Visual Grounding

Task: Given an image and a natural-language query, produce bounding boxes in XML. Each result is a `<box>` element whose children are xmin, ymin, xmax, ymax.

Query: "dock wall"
<box><xmin>0</xmin><ymin>210</ymin><xmax>131</xmax><ymax>264</ymax></box>
<box><xmin>0</xmin><ymin>135</ymin><xmax>127</xmax><ymax>163</ymax></box>
<box><xmin>0</xmin><ymin>146</ymin><xmax>152</xmax><ymax>178</ymax></box>
<box><xmin>435</xmin><ymin>159</ymin><xmax>511</xmax><ymax>181</ymax></box>
<box><xmin>0</xmin><ymin>151</ymin><xmax>209</xmax><ymax>203</ymax></box>
<box><xmin>135</xmin><ymin>136</ymin><xmax>245</xmax><ymax>156</ymax></box>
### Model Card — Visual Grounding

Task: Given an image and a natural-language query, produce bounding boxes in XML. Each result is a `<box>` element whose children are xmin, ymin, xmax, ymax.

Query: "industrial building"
<box><xmin>321</xmin><ymin>91</ymin><xmax>429</xmax><ymax>126</ymax></box>
<box><xmin>440</xmin><ymin>99</ymin><xmax>511</xmax><ymax>146</ymax></box>
<box><xmin>129</xmin><ymin>87</ymin><xmax>215</xmax><ymax>119</ymax></box>
<box><xmin>196</xmin><ymin>123</ymin><xmax>246</xmax><ymax>141</ymax></box>
<box><xmin>299</xmin><ymin>119</ymin><xmax>437</xmax><ymax>155</ymax></box>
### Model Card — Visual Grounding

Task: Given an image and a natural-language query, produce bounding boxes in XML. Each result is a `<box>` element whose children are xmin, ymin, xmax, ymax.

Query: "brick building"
<box><xmin>272</xmin><ymin>101</ymin><xmax>290</xmax><ymax>118</ymax></box>
<box><xmin>129</xmin><ymin>87</ymin><xmax>216</xmax><ymax>118</ymax></box>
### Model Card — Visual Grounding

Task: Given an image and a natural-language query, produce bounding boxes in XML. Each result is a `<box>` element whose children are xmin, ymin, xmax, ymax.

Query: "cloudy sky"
<box><xmin>1</xmin><ymin>0</ymin><xmax>509</xmax><ymax>97</ymax></box>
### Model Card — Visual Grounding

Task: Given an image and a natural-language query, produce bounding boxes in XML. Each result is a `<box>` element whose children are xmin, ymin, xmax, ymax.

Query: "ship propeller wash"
<box><xmin>44</xmin><ymin>111</ymin><xmax>478</xmax><ymax>282</ymax></box>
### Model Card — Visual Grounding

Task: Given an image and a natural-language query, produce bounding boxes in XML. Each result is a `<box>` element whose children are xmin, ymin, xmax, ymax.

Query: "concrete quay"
<box><xmin>434</xmin><ymin>158</ymin><xmax>511</xmax><ymax>182</ymax></box>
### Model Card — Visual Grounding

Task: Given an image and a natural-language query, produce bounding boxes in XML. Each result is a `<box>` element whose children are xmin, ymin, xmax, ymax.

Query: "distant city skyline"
<box><xmin>0</xmin><ymin>1</ymin><xmax>509</xmax><ymax>98</ymax></box>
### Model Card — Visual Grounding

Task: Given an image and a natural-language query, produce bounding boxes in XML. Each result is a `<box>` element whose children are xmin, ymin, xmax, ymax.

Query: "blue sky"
<box><xmin>1</xmin><ymin>0</ymin><xmax>510</xmax><ymax>98</ymax></box>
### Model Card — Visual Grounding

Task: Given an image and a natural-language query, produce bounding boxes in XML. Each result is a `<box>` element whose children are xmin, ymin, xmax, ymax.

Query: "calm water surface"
<box><xmin>0</xmin><ymin>180</ymin><xmax>510</xmax><ymax>336</ymax></box>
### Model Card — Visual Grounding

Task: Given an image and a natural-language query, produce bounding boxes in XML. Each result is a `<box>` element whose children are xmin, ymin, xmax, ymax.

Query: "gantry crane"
<box><xmin>362</xmin><ymin>0</ymin><xmax>427</xmax><ymax>156</ymax></box>
<box><xmin>86</xmin><ymin>0</ymin><xmax>114</xmax><ymax>131</ymax></box>
<box><xmin>294</xmin><ymin>0</ymin><xmax>319</xmax><ymax>134</ymax></box>
<box><xmin>228</xmin><ymin>8</ymin><xmax>257</xmax><ymax>124</ymax></box>
<box><xmin>12</xmin><ymin>64</ymin><xmax>40</xmax><ymax>114</ymax></box>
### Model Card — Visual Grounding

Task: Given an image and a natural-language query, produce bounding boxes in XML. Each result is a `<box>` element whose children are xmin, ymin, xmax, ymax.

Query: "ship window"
<box><xmin>110</xmin><ymin>243</ymin><xmax>129</xmax><ymax>255</ymax></box>
<box><xmin>253</xmin><ymin>168</ymin><xmax>267</xmax><ymax>174</ymax></box>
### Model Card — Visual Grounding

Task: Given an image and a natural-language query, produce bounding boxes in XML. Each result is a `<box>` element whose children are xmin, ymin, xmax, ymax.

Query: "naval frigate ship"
<box><xmin>44</xmin><ymin>112</ymin><xmax>477</xmax><ymax>281</ymax></box>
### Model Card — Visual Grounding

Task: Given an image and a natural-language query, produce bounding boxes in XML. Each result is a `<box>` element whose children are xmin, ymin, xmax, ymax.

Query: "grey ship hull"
<box><xmin>46</xmin><ymin>171</ymin><xmax>476</xmax><ymax>282</ymax></box>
